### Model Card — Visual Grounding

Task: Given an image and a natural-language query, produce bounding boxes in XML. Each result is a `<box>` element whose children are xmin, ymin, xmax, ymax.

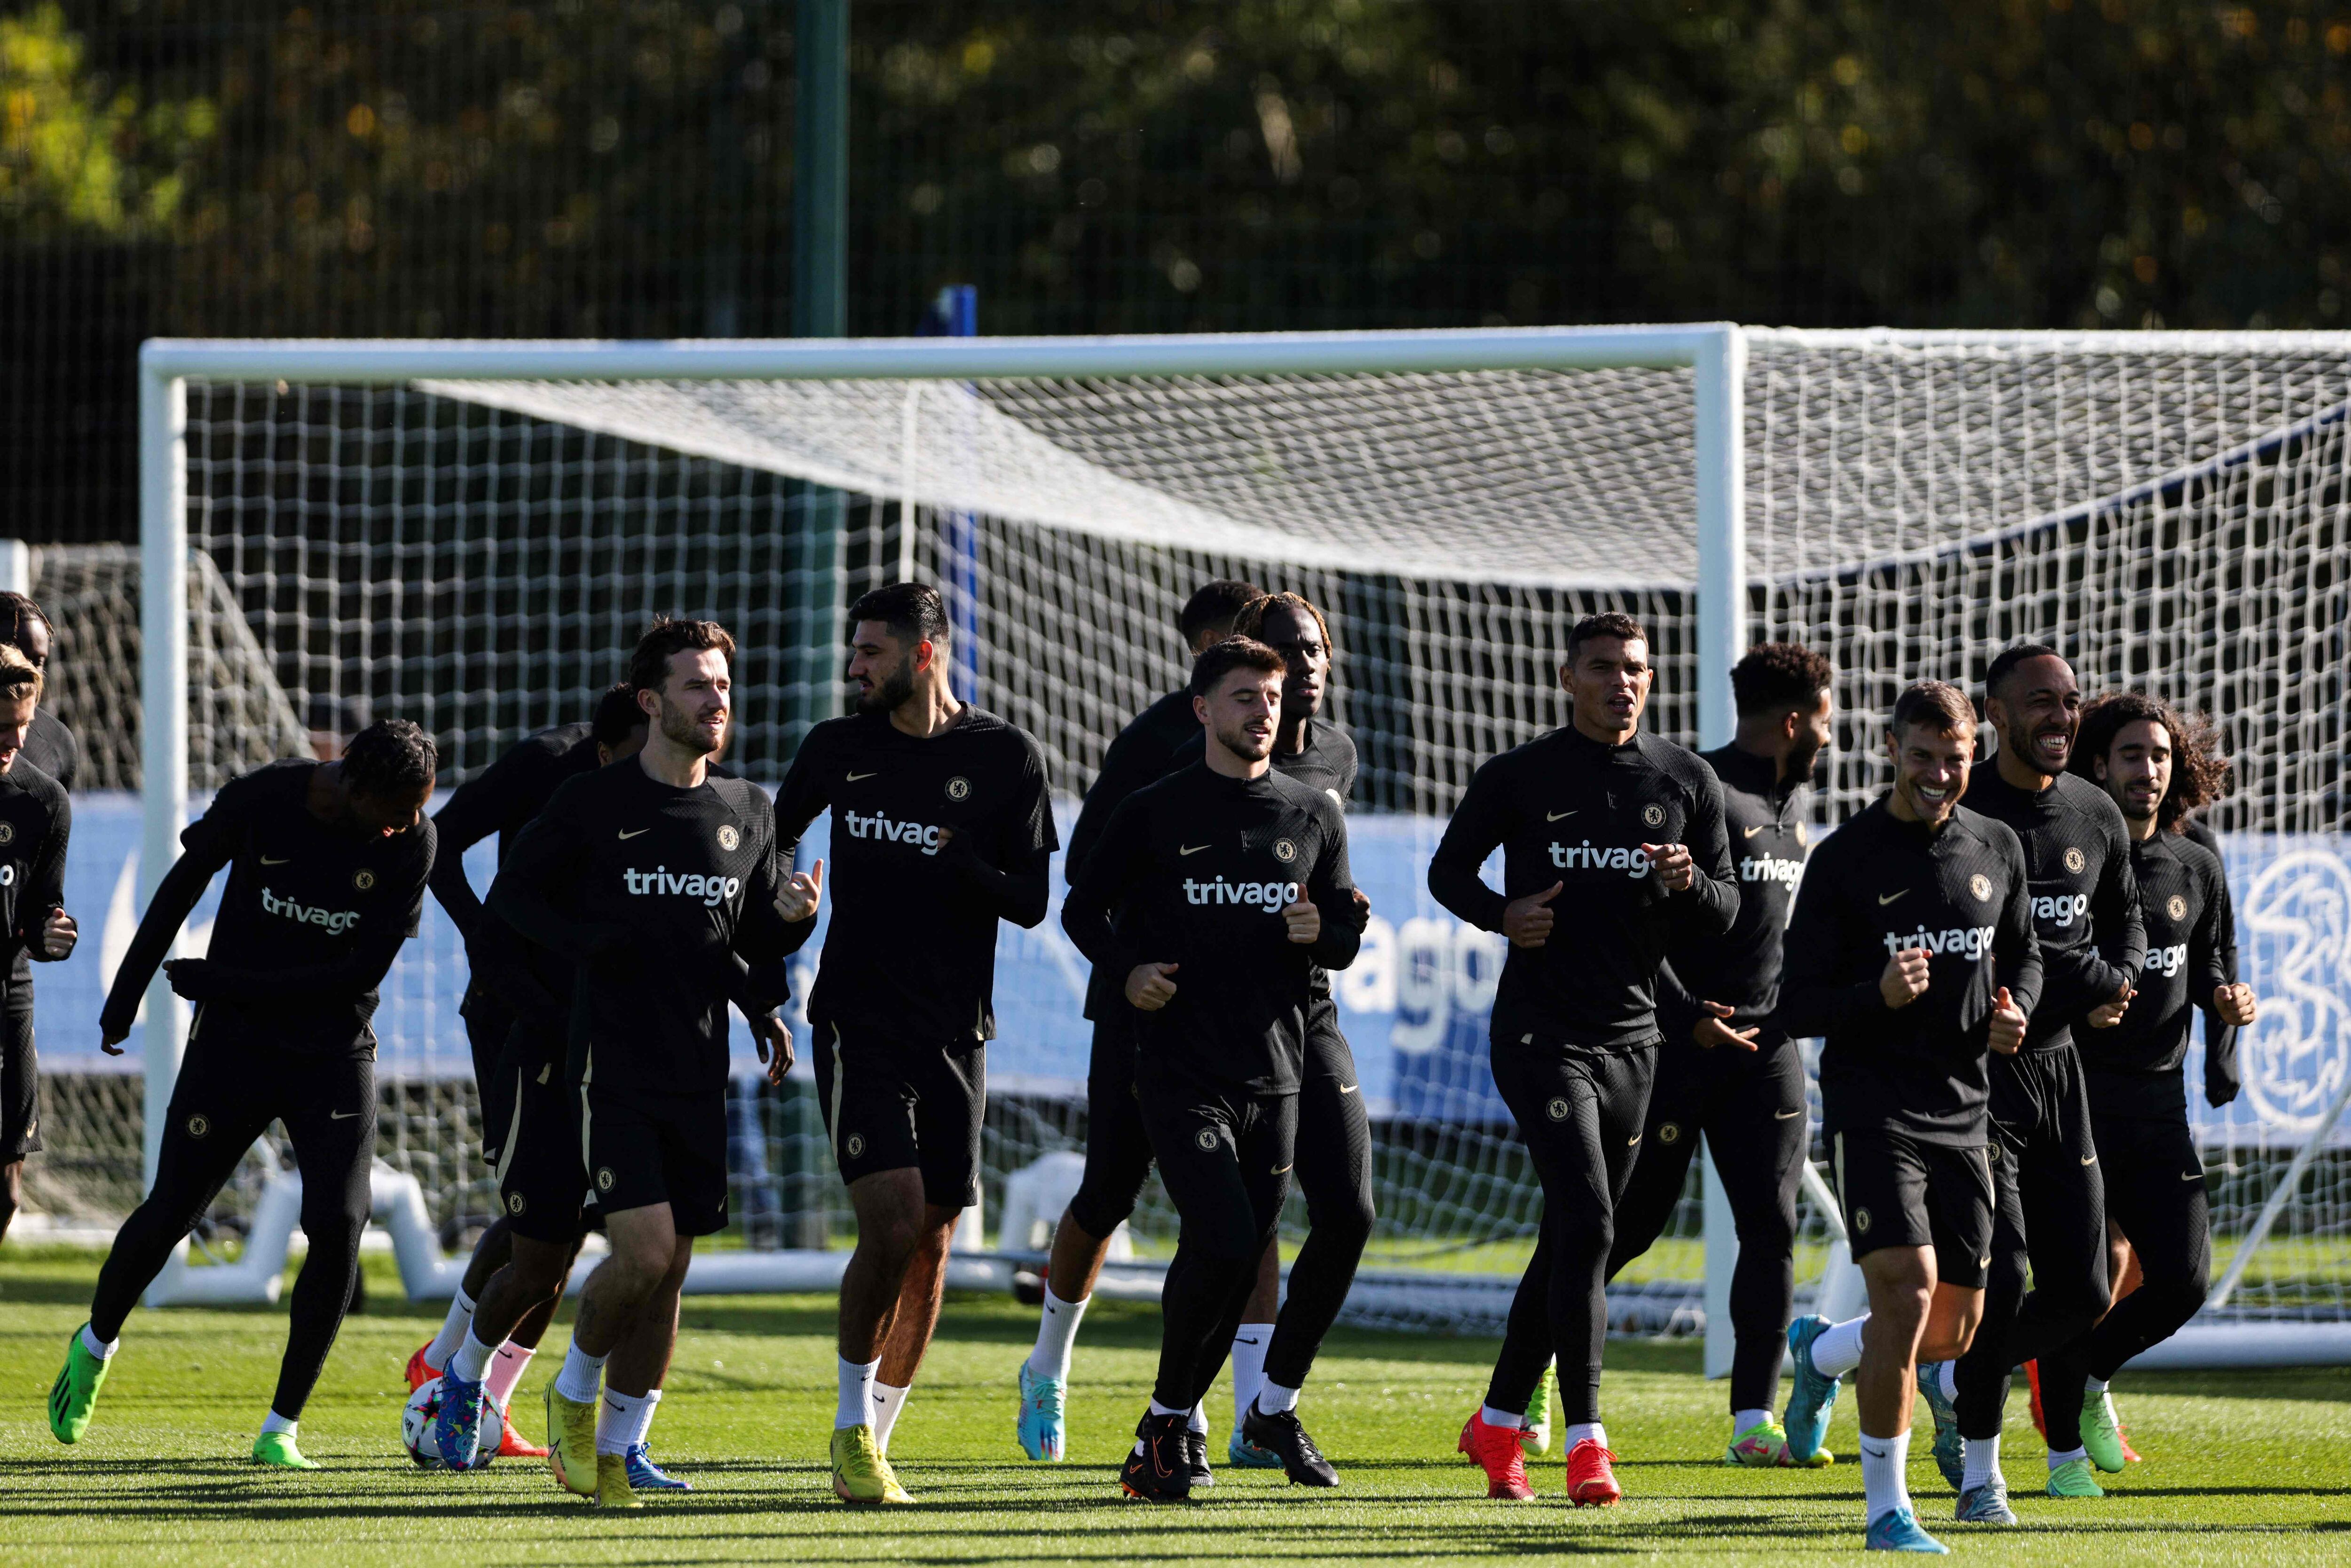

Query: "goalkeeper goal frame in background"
<box><xmin>127</xmin><ymin>324</ymin><xmax>2351</xmax><ymax>1369</ymax></box>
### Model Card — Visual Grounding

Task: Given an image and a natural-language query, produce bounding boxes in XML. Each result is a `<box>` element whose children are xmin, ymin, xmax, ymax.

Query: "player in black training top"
<box><xmin>1605</xmin><ymin>642</ymin><xmax>1834</xmax><ymax>1470</ymax></box>
<box><xmin>1018</xmin><ymin>578</ymin><xmax>1258</xmax><ymax>1467</ymax></box>
<box><xmin>490</xmin><ymin>617</ymin><xmax>812</xmax><ymax>1507</ymax></box>
<box><xmin>774</xmin><ymin>582</ymin><xmax>1056</xmax><ymax>1506</ymax></box>
<box><xmin>1061</xmin><ymin>635</ymin><xmax>1359</xmax><ymax>1503</ymax></box>
<box><xmin>0</xmin><ymin>594</ymin><xmax>78</xmax><ymax>1247</ymax></box>
<box><xmin>56</xmin><ymin>721</ymin><xmax>437</xmax><ymax>1470</ymax></box>
<box><xmin>1429</xmin><ymin>611</ymin><xmax>1736</xmax><ymax>1508</ymax></box>
<box><xmin>1930</xmin><ymin>645</ymin><xmax>2144</xmax><ymax>1510</ymax></box>
<box><xmin>2034</xmin><ymin>693</ymin><xmax>2254</xmax><ymax>1475</ymax></box>
<box><xmin>1777</xmin><ymin>681</ymin><xmax>2037</xmax><ymax>1553</ymax></box>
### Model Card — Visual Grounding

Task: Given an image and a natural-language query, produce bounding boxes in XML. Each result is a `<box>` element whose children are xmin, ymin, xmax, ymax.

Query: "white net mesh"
<box><xmin>41</xmin><ymin>328</ymin><xmax>2351</xmax><ymax>1341</ymax></box>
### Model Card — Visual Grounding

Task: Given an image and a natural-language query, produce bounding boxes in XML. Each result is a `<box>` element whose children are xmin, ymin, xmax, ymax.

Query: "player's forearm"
<box><xmin>427</xmin><ymin>855</ymin><xmax>487</xmax><ymax>941</ymax></box>
<box><xmin>948</xmin><ymin>851</ymin><xmax>1051</xmax><ymax>929</ymax></box>
<box><xmin>98</xmin><ymin>851</ymin><xmax>215</xmax><ymax>1034</ymax></box>
<box><xmin>1060</xmin><ymin>881</ymin><xmax>1121</xmax><ymax>968</ymax></box>
<box><xmin>1305</xmin><ymin>890</ymin><xmax>1361</xmax><ymax>970</ymax></box>
<box><xmin>1778</xmin><ymin>977</ymin><xmax>1883</xmax><ymax>1039</ymax></box>
<box><xmin>1679</xmin><ymin>867</ymin><xmax>1739</xmax><ymax>934</ymax></box>
<box><xmin>1426</xmin><ymin>851</ymin><xmax>1508</xmax><ymax>934</ymax></box>
<box><xmin>1654</xmin><ymin>958</ymin><xmax>1705</xmax><ymax>1039</ymax></box>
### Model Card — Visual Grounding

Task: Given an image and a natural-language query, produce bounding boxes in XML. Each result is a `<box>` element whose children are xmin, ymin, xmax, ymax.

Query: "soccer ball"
<box><xmin>402</xmin><ymin>1379</ymin><xmax>505</xmax><ymax>1471</ymax></box>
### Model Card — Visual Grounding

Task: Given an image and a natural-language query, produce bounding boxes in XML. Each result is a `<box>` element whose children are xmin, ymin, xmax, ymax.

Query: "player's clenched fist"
<box><xmin>1988</xmin><ymin>985</ymin><xmax>2028</xmax><ymax>1054</ymax></box>
<box><xmin>2213</xmin><ymin>981</ymin><xmax>2257</xmax><ymax>1027</ymax></box>
<box><xmin>1504</xmin><ymin>881</ymin><xmax>1562</xmax><ymax>949</ymax></box>
<box><xmin>1642</xmin><ymin>841</ymin><xmax>1695</xmax><ymax>891</ymax></box>
<box><xmin>40</xmin><ymin>906</ymin><xmax>76</xmax><ymax>959</ymax></box>
<box><xmin>1282</xmin><ymin>893</ymin><xmax>1321</xmax><ymax>946</ymax></box>
<box><xmin>1126</xmin><ymin>961</ymin><xmax>1179</xmax><ymax>1012</ymax></box>
<box><xmin>1879</xmin><ymin>947</ymin><xmax>1931</xmax><ymax>1009</ymax></box>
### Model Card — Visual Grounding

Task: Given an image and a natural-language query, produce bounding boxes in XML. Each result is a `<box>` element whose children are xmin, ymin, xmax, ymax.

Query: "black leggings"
<box><xmin>91</xmin><ymin>1030</ymin><xmax>377</xmax><ymax>1421</ymax></box>
<box><xmin>1488</xmin><ymin>1044</ymin><xmax>1658</xmax><ymax>1426</ymax></box>
<box><xmin>1138</xmin><ymin>1078</ymin><xmax>1296</xmax><ymax>1412</ymax></box>
<box><xmin>2037</xmin><ymin>1109</ymin><xmax>2210</xmax><ymax>1449</ymax></box>
<box><xmin>1606</xmin><ymin>1036</ymin><xmax>1807</xmax><ymax>1414</ymax></box>
<box><xmin>1953</xmin><ymin>1045</ymin><xmax>2112</xmax><ymax>1442</ymax></box>
<box><xmin>1263</xmin><ymin>1003</ymin><xmax>1375</xmax><ymax>1392</ymax></box>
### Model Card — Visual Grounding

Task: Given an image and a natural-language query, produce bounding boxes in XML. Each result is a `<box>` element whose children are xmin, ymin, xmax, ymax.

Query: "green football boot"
<box><xmin>1521</xmin><ymin>1362</ymin><xmax>1555</xmax><ymax>1456</ymax></box>
<box><xmin>2080</xmin><ymin>1389</ymin><xmax>2128</xmax><ymax>1473</ymax></box>
<box><xmin>48</xmin><ymin>1326</ymin><xmax>111</xmax><ymax>1445</ymax></box>
<box><xmin>2046</xmin><ymin>1456</ymin><xmax>2106</xmax><ymax>1498</ymax></box>
<box><xmin>251</xmin><ymin>1431</ymin><xmax>320</xmax><ymax>1470</ymax></box>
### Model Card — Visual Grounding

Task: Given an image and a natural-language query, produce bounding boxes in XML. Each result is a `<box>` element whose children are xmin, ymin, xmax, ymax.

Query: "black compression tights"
<box><xmin>91</xmin><ymin>1040</ymin><xmax>376</xmax><ymax>1421</ymax></box>
<box><xmin>1261</xmin><ymin>1046</ymin><xmax>1375</xmax><ymax>1392</ymax></box>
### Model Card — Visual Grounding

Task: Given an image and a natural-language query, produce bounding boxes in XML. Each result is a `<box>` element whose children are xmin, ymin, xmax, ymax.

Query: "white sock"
<box><xmin>1255</xmin><ymin>1379</ymin><xmax>1301</xmax><ymax>1417</ymax></box>
<box><xmin>425</xmin><ymin>1286</ymin><xmax>476</xmax><ymax>1371</ymax></box>
<box><xmin>1480</xmin><ymin>1403</ymin><xmax>1526</xmax><ymax>1431</ymax></box>
<box><xmin>1148</xmin><ymin>1397</ymin><xmax>1185</xmax><ymax>1418</ymax></box>
<box><xmin>597</xmin><ymin>1388</ymin><xmax>645</xmax><ymax>1457</ymax></box>
<box><xmin>1229</xmin><ymin>1322</ymin><xmax>1273</xmax><ymax>1433</ymax></box>
<box><xmin>630</xmin><ymin>1388</ymin><xmax>663</xmax><ymax>1450</ymax></box>
<box><xmin>1939</xmin><ymin>1359</ymin><xmax>1959</xmax><ymax>1404</ymax></box>
<box><xmin>1812</xmin><ymin>1315</ymin><xmax>1868</xmax><ymax>1379</ymax></box>
<box><xmin>79</xmin><ymin>1325</ymin><xmax>118</xmax><ymax>1361</ymax></box>
<box><xmin>1733</xmin><ymin>1407</ymin><xmax>1772</xmax><ymax>1434</ymax></box>
<box><xmin>1187</xmin><ymin>1403</ymin><xmax>1208</xmax><ymax>1436</ymax></box>
<box><xmin>484</xmin><ymin>1341</ymin><xmax>534</xmax><ymax>1409</ymax></box>
<box><xmin>2049</xmin><ymin>1444</ymin><xmax>2088</xmax><ymax>1468</ymax></box>
<box><xmin>553</xmin><ymin>1340</ymin><xmax>607</xmax><ymax>1405</ymax></box>
<box><xmin>1564</xmin><ymin>1421</ymin><xmax>1607</xmax><ymax>1451</ymax></box>
<box><xmin>1859</xmin><ymin>1429</ymin><xmax>1912</xmax><ymax>1523</ymax></box>
<box><xmin>1027</xmin><ymin>1286</ymin><xmax>1089</xmax><ymax>1381</ymax></box>
<box><xmin>260</xmin><ymin>1410</ymin><xmax>298</xmax><ymax>1437</ymax></box>
<box><xmin>1962</xmin><ymin>1432</ymin><xmax>2001</xmax><ymax>1491</ymax></box>
<box><xmin>450</xmin><ymin>1326</ymin><xmax>498</xmax><ymax>1385</ymax></box>
<box><xmin>871</xmin><ymin>1381</ymin><xmax>910</xmax><ymax>1451</ymax></box>
<box><xmin>836</xmin><ymin>1355</ymin><xmax>878</xmax><ymax>1430</ymax></box>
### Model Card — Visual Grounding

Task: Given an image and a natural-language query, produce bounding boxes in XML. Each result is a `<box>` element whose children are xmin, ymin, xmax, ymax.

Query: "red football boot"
<box><xmin>405</xmin><ymin>1340</ymin><xmax>440</xmax><ymax>1393</ymax></box>
<box><xmin>2117</xmin><ymin>1420</ymin><xmax>2143</xmax><ymax>1464</ymax></box>
<box><xmin>494</xmin><ymin>1404</ymin><xmax>550</xmax><ymax>1460</ymax></box>
<box><xmin>1563</xmin><ymin>1437</ymin><xmax>1622</xmax><ymax>1507</ymax></box>
<box><xmin>2025</xmin><ymin>1358</ymin><xmax>2049</xmax><ymax>1442</ymax></box>
<box><xmin>1459</xmin><ymin>1410</ymin><xmax>1535</xmax><ymax>1500</ymax></box>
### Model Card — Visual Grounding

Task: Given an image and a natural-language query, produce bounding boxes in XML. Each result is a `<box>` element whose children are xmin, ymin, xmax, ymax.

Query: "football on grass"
<box><xmin>402</xmin><ymin>1380</ymin><xmax>505</xmax><ymax>1471</ymax></box>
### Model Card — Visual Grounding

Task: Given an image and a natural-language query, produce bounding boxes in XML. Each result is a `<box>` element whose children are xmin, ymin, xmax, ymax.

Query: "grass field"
<box><xmin>2</xmin><ymin>1245</ymin><xmax>2344</xmax><ymax>1566</ymax></box>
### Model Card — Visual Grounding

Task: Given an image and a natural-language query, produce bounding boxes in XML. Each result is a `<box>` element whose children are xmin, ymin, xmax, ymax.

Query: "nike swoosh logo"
<box><xmin>1775</xmin><ymin>1108</ymin><xmax>1804</xmax><ymax>1119</ymax></box>
<box><xmin>1235</xmin><ymin>1337</ymin><xmax>1262</xmax><ymax>1347</ymax></box>
<box><xmin>260</xmin><ymin>856</ymin><xmax>291</xmax><ymax>865</ymax></box>
<box><xmin>1179</xmin><ymin>844</ymin><xmax>1210</xmax><ymax>856</ymax></box>
<box><xmin>2081</xmin><ymin>1154</ymin><xmax>2098</xmax><ymax>1166</ymax></box>
<box><xmin>618</xmin><ymin>828</ymin><xmax>650</xmax><ymax>840</ymax></box>
<box><xmin>1878</xmin><ymin>890</ymin><xmax>1909</xmax><ymax>906</ymax></box>
<box><xmin>846</xmin><ymin>771</ymin><xmax>878</xmax><ymax>781</ymax></box>
<box><xmin>1547</xmin><ymin>810</ymin><xmax>1576</xmax><ymax>821</ymax></box>
<box><xmin>2181</xmin><ymin>1170</ymin><xmax>2205</xmax><ymax>1181</ymax></box>
<box><xmin>1341</xmin><ymin>1083</ymin><xmax>1360</xmax><ymax>1095</ymax></box>
<box><xmin>1744</xmin><ymin>825</ymin><xmax>1766</xmax><ymax>838</ymax></box>
<box><xmin>330</xmin><ymin>1109</ymin><xmax>360</xmax><ymax>1120</ymax></box>
<box><xmin>1626</xmin><ymin>1134</ymin><xmax>1641</xmax><ymax>1146</ymax></box>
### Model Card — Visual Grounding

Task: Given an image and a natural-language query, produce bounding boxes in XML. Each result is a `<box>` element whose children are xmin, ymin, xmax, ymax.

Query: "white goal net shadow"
<box><xmin>32</xmin><ymin>326</ymin><xmax>2346</xmax><ymax>1366</ymax></box>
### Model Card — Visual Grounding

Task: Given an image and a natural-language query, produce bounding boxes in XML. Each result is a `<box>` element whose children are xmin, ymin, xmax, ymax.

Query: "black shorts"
<box><xmin>1829</xmin><ymin>1127</ymin><xmax>1995</xmax><ymax>1288</ymax></box>
<box><xmin>1</xmin><ymin>993</ymin><xmax>38</xmax><ymax>1159</ymax></box>
<box><xmin>463</xmin><ymin>977</ymin><xmax>517</xmax><ymax>1124</ymax></box>
<box><xmin>491</xmin><ymin>1028</ymin><xmax>595</xmax><ymax>1243</ymax></box>
<box><xmin>814</xmin><ymin>1017</ymin><xmax>984</xmax><ymax>1209</ymax></box>
<box><xmin>1069</xmin><ymin>1009</ymin><xmax>1154</xmax><ymax>1239</ymax></box>
<box><xmin>580</xmin><ymin>1084</ymin><xmax>728</xmax><ymax>1238</ymax></box>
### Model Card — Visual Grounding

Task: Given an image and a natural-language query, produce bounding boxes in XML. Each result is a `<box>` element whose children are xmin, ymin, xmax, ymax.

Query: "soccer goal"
<box><xmin>92</xmin><ymin>325</ymin><xmax>2351</xmax><ymax>1367</ymax></box>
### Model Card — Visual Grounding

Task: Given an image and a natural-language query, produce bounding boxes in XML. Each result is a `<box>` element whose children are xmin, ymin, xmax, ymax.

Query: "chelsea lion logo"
<box><xmin>506</xmin><ymin>1193</ymin><xmax>526</xmax><ymax>1216</ymax></box>
<box><xmin>946</xmin><ymin>776</ymin><xmax>971</xmax><ymax>801</ymax></box>
<box><xmin>0</xmin><ymin>822</ymin><xmax>16</xmax><ymax>846</ymax></box>
<box><xmin>845</xmin><ymin>1134</ymin><xmax>866</xmax><ymax>1159</ymax></box>
<box><xmin>595</xmin><ymin>1167</ymin><xmax>615</xmax><ymax>1192</ymax></box>
<box><xmin>1546</xmin><ymin>1096</ymin><xmax>1572</xmax><ymax>1122</ymax></box>
<box><xmin>1853</xmin><ymin>1206</ymin><xmax>1872</xmax><ymax>1234</ymax></box>
<box><xmin>1272</xmin><ymin>838</ymin><xmax>1297</xmax><ymax>863</ymax></box>
<box><xmin>717</xmin><ymin>824</ymin><xmax>741</xmax><ymax>852</ymax></box>
<box><xmin>2167</xmin><ymin>894</ymin><xmax>2187</xmax><ymax>921</ymax></box>
<box><xmin>1641</xmin><ymin>803</ymin><xmax>1667</xmax><ymax>828</ymax></box>
<box><xmin>2064</xmin><ymin>846</ymin><xmax>2087</xmax><ymax>874</ymax></box>
<box><xmin>186</xmin><ymin>1113</ymin><xmax>211</xmax><ymax>1139</ymax></box>
<box><xmin>1970</xmin><ymin>874</ymin><xmax>1993</xmax><ymax>902</ymax></box>
<box><xmin>353</xmin><ymin>868</ymin><xmax>377</xmax><ymax>892</ymax></box>
<box><xmin>1657</xmin><ymin>1122</ymin><xmax>1682</xmax><ymax>1145</ymax></box>
<box><xmin>1195</xmin><ymin>1127</ymin><xmax>1220</xmax><ymax>1151</ymax></box>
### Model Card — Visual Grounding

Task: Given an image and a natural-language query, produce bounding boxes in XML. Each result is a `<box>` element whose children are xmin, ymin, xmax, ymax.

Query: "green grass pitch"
<box><xmin>1</xmin><ymin>1246</ymin><xmax>2344</xmax><ymax>1565</ymax></box>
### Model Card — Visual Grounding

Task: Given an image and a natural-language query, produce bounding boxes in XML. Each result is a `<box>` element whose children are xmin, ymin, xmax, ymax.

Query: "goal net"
<box><xmin>41</xmin><ymin>327</ymin><xmax>2349</xmax><ymax>1364</ymax></box>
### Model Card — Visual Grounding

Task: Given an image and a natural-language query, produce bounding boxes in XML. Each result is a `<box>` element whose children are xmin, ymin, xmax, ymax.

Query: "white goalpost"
<box><xmin>107</xmin><ymin>323</ymin><xmax>2351</xmax><ymax>1369</ymax></box>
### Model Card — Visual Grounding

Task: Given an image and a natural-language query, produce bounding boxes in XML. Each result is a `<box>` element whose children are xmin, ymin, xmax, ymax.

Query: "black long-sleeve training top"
<box><xmin>1655</xmin><ymin>743</ymin><xmax>1814</xmax><ymax>1046</ymax></box>
<box><xmin>1427</xmin><ymin>726</ymin><xmax>1737</xmax><ymax>1056</ymax></box>
<box><xmin>775</xmin><ymin>706</ymin><xmax>1057</xmax><ymax>1044</ymax></box>
<box><xmin>1067</xmin><ymin>687</ymin><xmax>1206</xmax><ymax>1020</ymax></box>
<box><xmin>427</xmin><ymin>721</ymin><xmax>600</xmax><ymax>945</ymax></box>
<box><xmin>1781</xmin><ymin>799</ymin><xmax>2043</xmax><ymax>1146</ymax></box>
<box><xmin>0</xmin><ymin>759</ymin><xmax>70</xmax><ymax>991</ymax></box>
<box><xmin>1062</xmin><ymin>762</ymin><xmax>1358</xmax><ymax>1095</ymax></box>
<box><xmin>2077</xmin><ymin>830</ymin><xmax>2238</xmax><ymax>1119</ymax></box>
<box><xmin>489</xmin><ymin>759</ymin><xmax>804</xmax><ymax>1096</ymax></box>
<box><xmin>10</xmin><ymin>710</ymin><xmax>78</xmax><ymax>996</ymax></box>
<box><xmin>1963</xmin><ymin>768</ymin><xmax>2145</xmax><ymax>1054</ymax></box>
<box><xmin>101</xmin><ymin>759</ymin><xmax>435</xmax><ymax>1057</ymax></box>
